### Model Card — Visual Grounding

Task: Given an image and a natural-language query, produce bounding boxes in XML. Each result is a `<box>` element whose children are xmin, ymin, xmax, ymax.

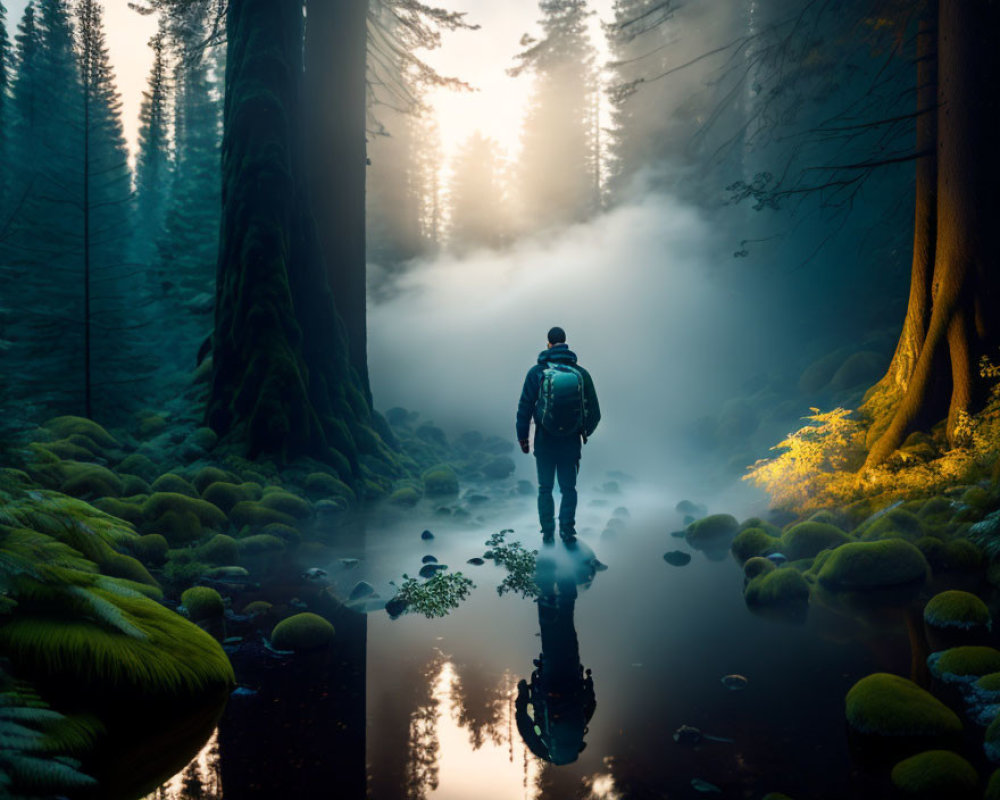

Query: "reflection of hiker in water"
<box><xmin>515</xmin><ymin>548</ymin><xmax>596</xmax><ymax>765</ymax></box>
<box><xmin>516</xmin><ymin>326</ymin><xmax>601</xmax><ymax>544</ymax></box>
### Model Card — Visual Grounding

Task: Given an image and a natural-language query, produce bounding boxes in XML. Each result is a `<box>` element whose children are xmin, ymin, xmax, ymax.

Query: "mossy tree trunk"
<box><xmin>863</xmin><ymin>0</ymin><xmax>1000</xmax><ymax>468</ymax></box>
<box><xmin>305</xmin><ymin>0</ymin><xmax>371</xmax><ymax>403</ymax></box>
<box><xmin>208</xmin><ymin>0</ymin><xmax>375</xmax><ymax>474</ymax></box>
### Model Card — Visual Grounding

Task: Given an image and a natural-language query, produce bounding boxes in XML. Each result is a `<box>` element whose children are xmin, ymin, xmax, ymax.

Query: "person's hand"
<box><xmin>519</xmin><ymin>438</ymin><xmax>530</xmax><ymax>454</ymax></box>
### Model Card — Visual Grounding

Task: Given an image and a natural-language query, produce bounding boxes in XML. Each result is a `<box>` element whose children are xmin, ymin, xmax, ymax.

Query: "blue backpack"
<box><xmin>538</xmin><ymin>363</ymin><xmax>585</xmax><ymax>437</ymax></box>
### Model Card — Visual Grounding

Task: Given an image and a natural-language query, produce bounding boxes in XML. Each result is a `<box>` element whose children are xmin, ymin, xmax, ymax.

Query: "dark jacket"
<box><xmin>516</xmin><ymin>344</ymin><xmax>600</xmax><ymax>457</ymax></box>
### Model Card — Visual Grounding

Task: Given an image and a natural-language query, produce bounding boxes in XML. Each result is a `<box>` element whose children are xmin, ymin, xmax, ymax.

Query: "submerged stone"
<box><xmin>419</xmin><ymin>563</ymin><xmax>447</xmax><ymax>579</ymax></box>
<box><xmin>422</xmin><ymin>555</ymin><xmax>438</xmax><ymax>564</ymax></box>
<box><xmin>421</xmin><ymin>530</ymin><xmax>434</xmax><ymax>540</ymax></box>
<box><xmin>349</xmin><ymin>581</ymin><xmax>375</xmax><ymax>601</ymax></box>
<box><xmin>721</xmin><ymin>674</ymin><xmax>748</xmax><ymax>691</ymax></box>
<box><xmin>466</xmin><ymin>557</ymin><xmax>484</xmax><ymax>566</ymax></box>
<box><xmin>663</xmin><ymin>551</ymin><xmax>692</xmax><ymax>567</ymax></box>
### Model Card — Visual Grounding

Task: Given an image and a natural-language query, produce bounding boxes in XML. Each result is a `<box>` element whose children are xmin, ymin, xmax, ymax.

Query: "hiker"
<box><xmin>516</xmin><ymin>327</ymin><xmax>600</xmax><ymax>543</ymax></box>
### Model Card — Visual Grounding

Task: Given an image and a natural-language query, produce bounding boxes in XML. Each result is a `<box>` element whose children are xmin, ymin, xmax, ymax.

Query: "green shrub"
<box><xmin>270</xmin><ymin>612</ymin><xmax>335</xmax><ymax>651</ymax></box>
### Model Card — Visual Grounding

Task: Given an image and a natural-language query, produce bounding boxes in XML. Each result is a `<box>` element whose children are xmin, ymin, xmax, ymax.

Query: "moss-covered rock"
<box><xmin>422</xmin><ymin>465</ymin><xmax>459</xmax><ymax>496</ymax></box>
<box><xmin>237</xmin><ymin>534</ymin><xmax>286</xmax><ymax>555</ymax></box>
<box><xmin>259</xmin><ymin>490</ymin><xmax>312</xmax><ymax>520</ymax></box>
<box><xmin>181</xmin><ymin>586</ymin><xmax>225</xmax><ymax>621</ymax></box>
<box><xmin>928</xmin><ymin>647</ymin><xmax>1000</xmax><ymax>684</ymax></box>
<box><xmin>193</xmin><ymin>534</ymin><xmax>240</xmax><ymax>566</ymax></box>
<box><xmin>845</xmin><ymin>673</ymin><xmax>962</xmax><ymax>737</ymax></box>
<box><xmin>130</xmin><ymin>533</ymin><xmax>169</xmax><ymax>565</ymax></box>
<box><xmin>815</xmin><ymin>539</ymin><xmax>929</xmax><ymax>588</ymax></box>
<box><xmin>731</xmin><ymin>527</ymin><xmax>779</xmax><ymax>562</ymax></box>
<box><xmin>860</xmin><ymin>508</ymin><xmax>926</xmax><ymax>543</ymax></box>
<box><xmin>270</xmin><ymin>612</ymin><xmax>335</xmax><ymax>651</ymax></box>
<box><xmin>60</xmin><ymin>462</ymin><xmax>123</xmax><ymax>499</ymax></box>
<box><xmin>739</xmin><ymin>516</ymin><xmax>783</xmax><ymax>537</ymax></box>
<box><xmin>193</xmin><ymin>467</ymin><xmax>233</xmax><ymax>495</ymax></box>
<box><xmin>745</xmin><ymin>567</ymin><xmax>809</xmax><ymax>607</ymax></box>
<box><xmin>142</xmin><ymin>492</ymin><xmax>227</xmax><ymax>544</ymax></box>
<box><xmin>388</xmin><ymin>487</ymin><xmax>421</xmax><ymax>507</ymax></box>
<box><xmin>91</xmin><ymin>497</ymin><xmax>144</xmax><ymax>527</ymax></box>
<box><xmin>201</xmin><ymin>481</ymin><xmax>256</xmax><ymax>515</ymax></box>
<box><xmin>44</xmin><ymin>438</ymin><xmax>98</xmax><ymax>461</ymax></box>
<box><xmin>242</xmin><ymin>600</ymin><xmax>272</xmax><ymax>616</ymax></box>
<box><xmin>103</xmin><ymin>552</ymin><xmax>159</xmax><ymax>589</ymax></box>
<box><xmin>188</xmin><ymin>427</ymin><xmax>218</xmax><ymax>451</ymax></box>
<box><xmin>686</xmin><ymin>514</ymin><xmax>739</xmax><ymax>548</ymax></box>
<box><xmin>987</xmin><ymin>769</ymin><xmax>1000</xmax><ymax>800</ymax></box>
<box><xmin>44</xmin><ymin>416</ymin><xmax>119</xmax><ymax>449</ymax></box>
<box><xmin>229</xmin><ymin>501</ymin><xmax>296</xmax><ymax>531</ymax></box>
<box><xmin>304</xmin><ymin>472</ymin><xmax>355</xmax><ymax>502</ymax></box>
<box><xmin>889</xmin><ymin>750</ymin><xmax>977</xmax><ymax>797</ymax></box>
<box><xmin>924</xmin><ymin>591</ymin><xmax>991</xmax><ymax>631</ymax></box>
<box><xmin>743</xmin><ymin>556</ymin><xmax>776</xmax><ymax>579</ymax></box>
<box><xmin>138</xmin><ymin>413</ymin><xmax>167</xmax><ymax>439</ymax></box>
<box><xmin>121</xmin><ymin>474</ymin><xmax>151</xmax><ymax>497</ymax></box>
<box><xmin>781</xmin><ymin>521</ymin><xmax>850</xmax><ymax>560</ymax></box>
<box><xmin>119</xmin><ymin>453</ymin><xmax>159</xmax><ymax>482</ymax></box>
<box><xmin>259</xmin><ymin>522</ymin><xmax>301</xmax><ymax>544</ymax></box>
<box><xmin>150</xmin><ymin>473</ymin><xmax>199</xmax><ymax>498</ymax></box>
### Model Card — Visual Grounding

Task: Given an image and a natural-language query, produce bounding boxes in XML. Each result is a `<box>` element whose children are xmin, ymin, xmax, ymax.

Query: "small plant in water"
<box><xmin>389</xmin><ymin>571</ymin><xmax>475</xmax><ymax>618</ymax></box>
<box><xmin>486</xmin><ymin>530</ymin><xmax>539</xmax><ymax>598</ymax></box>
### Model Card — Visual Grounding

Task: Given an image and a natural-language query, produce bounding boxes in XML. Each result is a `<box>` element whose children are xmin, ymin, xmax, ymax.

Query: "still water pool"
<box><xmin>140</xmin><ymin>480</ymin><xmax>993</xmax><ymax>799</ymax></box>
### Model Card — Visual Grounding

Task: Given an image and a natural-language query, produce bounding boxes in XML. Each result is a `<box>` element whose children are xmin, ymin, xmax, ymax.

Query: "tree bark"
<box><xmin>305</xmin><ymin>0</ymin><xmax>371</xmax><ymax>403</ymax></box>
<box><xmin>865</xmin><ymin>0</ymin><xmax>1000</xmax><ymax>468</ymax></box>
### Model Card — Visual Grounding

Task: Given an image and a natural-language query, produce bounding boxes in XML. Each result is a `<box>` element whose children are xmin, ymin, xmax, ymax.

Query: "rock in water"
<box><xmin>303</xmin><ymin>567</ymin><xmax>328</xmax><ymax>580</ymax></box>
<box><xmin>385</xmin><ymin>596</ymin><xmax>408</xmax><ymax>618</ymax></box>
<box><xmin>421</xmin><ymin>530</ymin><xmax>434</xmax><ymax>540</ymax></box>
<box><xmin>721</xmin><ymin>674</ymin><xmax>748</xmax><ymax>691</ymax></box>
<box><xmin>421</xmin><ymin>555</ymin><xmax>438</xmax><ymax>564</ymax></box>
<box><xmin>349</xmin><ymin>581</ymin><xmax>375</xmax><ymax>601</ymax></box>
<box><xmin>766</xmin><ymin>552</ymin><xmax>788</xmax><ymax>566</ymax></box>
<box><xmin>673</xmin><ymin>725</ymin><xmax>702</xmax><ymax>744</ymax></box>
<box><xmin>663</xmin><ymin>551</ymin><xmax>692</xmax><ymax>567</ymax></box>
<box><xmin>691</xmin><ymin>778</ymin><xmax>721</xmax><ymax>794</ymax></box>
<box><xmin>419</xmin><ymin>563</ymin><xmax>447</xmax><ymax>579</ymax></box>
<box><xmin>466</xmin><ymin>557</ymin><xmax>484</xmax><ymax>566</ymax></box>
<box><xmin>670</xmin><ymin>530</ymin><xmax>687</xmax><ymax>538</ymax></box>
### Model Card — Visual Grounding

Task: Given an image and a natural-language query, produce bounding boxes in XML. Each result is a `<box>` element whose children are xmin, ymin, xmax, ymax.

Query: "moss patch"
<box><xmin>150</xmin><ymin>473</ymin><xmax>199</xmax><ymax>498</ymax></box>
<box><xmin>422</xmin><ymin>465</ymin><xmax>459</xmax><ymax>496</ymax></box>
<box><xmin>890</xmin><ymin>750</ymin><xmax>978</xmax><ymax>797</ymax></box>
<box><xmin>781</xmin><ymin>521</ymin><xmax>849</xmax><ymax>561</ymax></box>
<box><xmin>259</xmin><ymin>489</ymin><xmax>312</xmax><ymax>520</ymax></box>
<box><xmin>731</xmin><ymin>527</ymin><xmax>778</xmax><ymax>562</ymax></box>
<box><xmin>845</xmin><ymin>673</ymin><xmax>961</xmax><ymax>737</ymax></box>
<box><xmin>181</xmin><ymin>587</ymin><xmax>225</xmax><ymax>621</ymax></box>
<box><xmin>686</xmin><ymin>514</ymin><xmax>739</xmax><ymax>548</ymax></box>
<box><xmin>142</xmin><ymin>493</ymin><xmax>227</xmax><ymax>545</ymax></box>
<box><xmin>928</xmin><ymin>647</ymin><xmax>1000</xmax><ymax>683</ymax></box>
<box><xmin>44</xmin><ymin>416</ymin><xmax>119</xmax><ymax>449</ymax></box>
<box><xmin>60</xmin><ymin>462</ymin><xmax>123</xmax><ymax>499</ymax></box>
<box><xmin>270</xmin><ymin>612</ymin><xmax>335</xmax><ymax>651</ymax></box>
<box><xmin>743</xmin><ymin>556</ymin><xmax>776</xmax><ymax>579</ymax></box>
<box><xmin>745</xmin><ymin>567</ymin><xmax>809</xmax><ymax>607</ymax></box>
<box><xmin>815</xmin><ymin>539</ymin><xmax>928</xmax><ymax>588</ymax></box>
<box><xmin>229</xmin><ymin>501</ymin><xmax>296</xmax><ymax>531</ymax></box>
<box><xmin>924</xmin><ymin>590</ymin><xmax>991</xmax><ymax>631</ymax></box>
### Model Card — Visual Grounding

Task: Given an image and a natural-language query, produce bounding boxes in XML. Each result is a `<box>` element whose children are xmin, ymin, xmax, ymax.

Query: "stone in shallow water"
<box><xmin>421</xmin><ymin>530</ymin><xmax>434</xmax><ymax>540</ymax></box>
<box><xmin>467</xmin><ymin>557</ymin><xmax>484</xmax><ymax>566</ymax></box>
<box><xmin>421</xmin><ymin>555</ymin><xmax>438</xmax><ymax>564</ymax></box>
<box><xmin>663</xmin><ymin>551</ymin><xmax>692</xmax><ymax>567</ymax></box>
<box><xmin>419</xmin><ymin>563</ymin><xmax>447</xmax><ymax>579</ymax></box>
<box><xmin>721</xmin><ymin>674</ymin><xmax>748</xmax><ymax>690</ymax></box>
<box><xmin>349</xmin><ymin>581</ymin><xmax>375</xmax><ymax>601</ymax></box>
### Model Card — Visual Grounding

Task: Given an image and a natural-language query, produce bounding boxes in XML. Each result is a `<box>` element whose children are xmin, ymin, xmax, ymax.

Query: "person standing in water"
<box><xmin>516</xmin><ymin>327</ymin><xmax>601</xmax><ymax>543</ymax></box>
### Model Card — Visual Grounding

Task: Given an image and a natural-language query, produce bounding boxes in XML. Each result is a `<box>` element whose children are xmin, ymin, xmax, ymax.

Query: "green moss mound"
<box><xmin>91</xmin><ymin>497</ymin><xmax>144</xmax><ymax>527</ymax></box>
<box><xmin>119</xmin><ymin>453</ymin><xmax>160</xmax><ymax>482</ymax></box>
<box><xmin>890</xmin><ymin>750</ymin><xmax>977</xmax><ymax>797</ymax></box>
<box><xmin>743</xmin><ymin>556</ymin><xmax>776</xmax><ymax>579</ymax></box>
<box><xmin>422</xmin><ymin>465</ymin><xmax>459</xmax><ymax>496</ymax></box>
<box><xmin>860</xmin><ymin>508</ymin><xmax>925</xmax><ymax>542</ymax></box>
<box><xmin>270</xmin><ymin>612</ymin><xmax>335</xmax><ymax>651</ymax></box>
<box><xmin>845</xmin><ymin>673</ymin><xmax>961</xmax><ymax>737</ymax></box>
<box><xmin>686</xmin><ymin>514</ymin><xmax>739</xmax><ymax>547</ymax></box>
<box><xmin>745</xmin><ymin>567</ymin><xmax>809</xmax><ymax>607</ymax></box>
<box><xmin>150</xmin><ymin>473</ymin><xmax>199</xmax><ymax>498</ymax></box>
<box><xmin>181</xmin><ymin>587</ymin><xmax>225</xmax><ymax>621</ymax></box>
<box><xmin>388</xmin><ymin>487</ymin><xmax>421</xmax><ymax>507</ymax></box>
<box><xmin>131</xmin><ymin>533</ymin><xmax>169</xmax><ymax>565</ymax></box>
<box><xmin>44</xmin><ymin>438</ymin><xmax>98</xmax><ymax>460</ymax></box>
<box><xmin>731</xmin><ymin>527</ymin><xmax>778</xmax><ymax>562</ymax></box>
<box><xmin>987</xmin><ymin>769</ymin><xmax>1000</xmax><ymax>800</ymax></box>
<box><xmin>924</xmin><ymin>590</ymin><xmax>991</xmax><ymax>631</ymax></box>
<box><xmin>242</xmin><ymin>600</ymin><xmax>272</xmax><ymax>616</ymax></box>
<box><xmin>229</xmin><ymin>501</ymin><xmax>296</xmax><ymax>531</ymax></box>
<box><xmin>103</xmin><ymin>553</ymin><xmax>159</xmax><ymax>588</ymax></box>
<box><xmin>60</xmin><ymin>462</ymin><xmax>123</xmax><ymax>499</ymax></box>
<box><xmin>259</xmin><ymin>522</ymin><xmax>301</xmax><ymax>544</ymax></box>
<box><xmin>237</xmin><ymin>534</ymin><xmax>286</xmax><ymax>555</ymax></box>
<box><xmin>193</xmin><ymin>534</ymin><xmax>240</xmax><ymax>566</ymax></box>
<box><xmin>44</xmin><ymin>416</ymin><xmax>119</xmax><ymax>449</ymax></box>
<box><xmin>142</xmin><ymin>493</ymin><xmax>227</xmax><ymax>544</ymax></box>
<box><xmin>0</xmin><ymin>586</ymin><xmax>234</xmax><ymax>696</ymax></box>
<box><xmin>121</xmin><ymin>474</ymin><xmax>151</xmax><ymax>497</ymax></box>
<box><xmin>304</xmin><ymin>472</ymin><xmax>355</xmax><ymax>502</ymax></box>
<box><xmin>816</xmin><ymin>539</ymin><xmax>928</xmax><ymax>588</ymax></box>
<box><xmin>739</xmin><ymin>516</ymin><xmax>783</xmax><ymax>537</ymax></box>
<box><xmin>260</xmin><ymin>489</ymin><xmax>312</xmax><ymax>520</ymax></box>
<box><xmin>928</xmin><ymin>646</ymin><xmax>1000</xmax><ymax>683</ymax></box>
<box><xmin>781</xmin><ymin>521</ymin><xmax>849</xmax><ymax>561</ymax></box>
<box><xmin>193</xmin><ymin>467</ymin><xmax>233</xmax><ymax>495</ymax></box>
<box><xmin>201</xmin><ymin>481</ymin><xmax>256</xmax><ymax>514</ymax></box>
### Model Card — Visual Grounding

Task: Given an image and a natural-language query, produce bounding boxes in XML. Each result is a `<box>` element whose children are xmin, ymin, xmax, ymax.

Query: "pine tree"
<box><xmin>0</xmin><ymin>0</ymin><xmax>10</xmax><ymax>213</ymax></box>
<box><xmin>510</xmin><ymin>0</ymin><xmax>600</xmax><ymax>233</ymax></box>
<box><xmin>447</xmin><ymin>131</ymin><xmax>509</xmax><ymax>253</ymax></box>
<box><xmin>133</xmin><ymin>26</ymin><xmax>171</xmax><ymax>270</ymax></box>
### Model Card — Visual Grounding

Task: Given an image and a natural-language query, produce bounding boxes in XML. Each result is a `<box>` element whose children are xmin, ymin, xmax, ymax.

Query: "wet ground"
<box><xmin>140</xmin><ymin>477</ymin><xmax>997</xmax><ymax>800</ymax></box>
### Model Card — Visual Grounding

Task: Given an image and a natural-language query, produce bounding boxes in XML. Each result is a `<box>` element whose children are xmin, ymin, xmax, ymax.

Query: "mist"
<box><xmin>369</xmin><ymin>188</ymin><xmax>772</xmax><ymax>505</ymax></box>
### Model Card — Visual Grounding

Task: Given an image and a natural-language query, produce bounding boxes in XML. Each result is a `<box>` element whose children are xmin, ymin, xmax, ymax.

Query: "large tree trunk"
<box><xmin>863</xmin><ymin>0</ymin><xmax>1000</xmax><ymax>468</ymax></box>
<box><xmin>207</xmin><ymin>0</ymin><xmax>371</xmax><ymax>474</ymax></box>
<box><xmin>305</xmin><ymin>0</ymin><xmax>371</xmax><ymax>403</ymax></box>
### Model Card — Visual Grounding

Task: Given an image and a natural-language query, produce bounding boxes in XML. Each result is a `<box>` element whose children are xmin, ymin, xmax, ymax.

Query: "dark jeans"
<box><xmin>536</xmin><ymin>452</ymin><xmax>579</xmax><ymax>534</ymax></box>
